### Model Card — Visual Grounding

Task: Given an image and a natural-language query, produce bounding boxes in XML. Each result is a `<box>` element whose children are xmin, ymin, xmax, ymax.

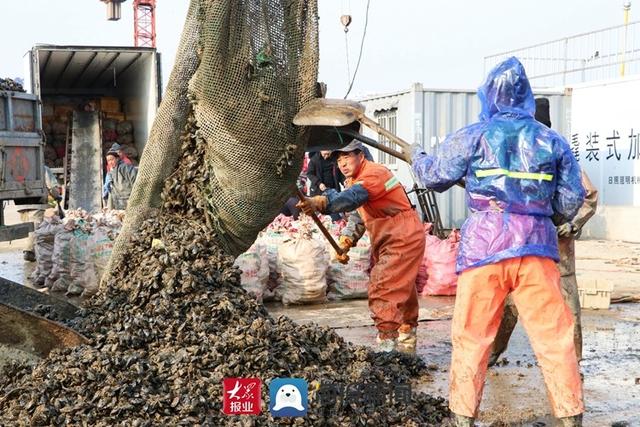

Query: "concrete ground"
<box><xmin>1</xmin><ymin>202</ymin><xmax>639</xmax><ymax>426</ymax></box>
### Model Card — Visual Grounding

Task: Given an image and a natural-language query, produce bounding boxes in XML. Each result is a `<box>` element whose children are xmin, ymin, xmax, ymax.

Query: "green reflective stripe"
<box><xmin>384</xmin><ymin>176</ymin><xmax>399</xmax><ymax>191</ymax></box>
<box><xmin>475</xmin><ymin>168</ymin><xmax>553</xmax><ymax>181</ymax></box>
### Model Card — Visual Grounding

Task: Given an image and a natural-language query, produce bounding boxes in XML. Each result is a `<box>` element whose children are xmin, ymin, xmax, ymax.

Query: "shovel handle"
<box><xmin>341</xmin><ymin>124</ymin><xmax>465</xmax><ymax>189</ymax></box>
<box><xmin>339</xmin><ymin>128</ymin><xmax>409</xmax><ymax>164</ymax></box>
<box><xmin>56</xmin><ymin>200</ymin><xmax>65</xmax><ymax>219</ymax></box>
<box><xmin>296</xmin><ymin>190</ymin><xmax>345</xmax><ymax>256</ymax></box>
<box><xmin>359</xmin><ymin>115</ymin><xmax>412</xmax><ymax>153</ymax></box>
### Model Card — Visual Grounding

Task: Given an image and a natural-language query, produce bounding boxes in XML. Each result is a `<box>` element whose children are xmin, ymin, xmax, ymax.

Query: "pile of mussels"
<box><xmin>0</xmin><ymin>77</ymin><xmax>25</xmax><ymax>92</ymax></box>
<box><xmin>0</xmin><ymin>114</ymin><xmax>450</xmax><ymax>426</ymax></box>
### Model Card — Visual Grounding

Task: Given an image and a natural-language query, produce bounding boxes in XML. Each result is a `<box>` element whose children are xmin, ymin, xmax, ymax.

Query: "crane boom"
<box><xmin>99</xmin><ymin>0</ymin><xmax>157</xmax><ymax>48</ymax></box>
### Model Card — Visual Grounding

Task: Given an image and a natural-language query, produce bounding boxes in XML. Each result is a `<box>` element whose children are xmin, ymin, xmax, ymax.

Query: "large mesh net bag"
<box><xmin>106</xmin><ymin>0</ymin><xmax>319</xmax><ymax>277</ymax></box>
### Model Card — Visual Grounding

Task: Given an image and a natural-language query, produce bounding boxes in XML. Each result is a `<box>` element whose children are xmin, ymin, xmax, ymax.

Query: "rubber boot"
<box><xmin>376</xmin><ymin>335</ymin><xmax>396</xmax><ymax>353</ymax></box>
<box><xmin>451</xmin><ymin>413</ymin><xmax>475</xmax><ymax>427</ymax></box>
<box><xmin>397</xmin><ymin>324</ymin><xmax>417</xmax><ymax>354</ymax></box>
<box><xmin>23</xmin><ymin>250</ymin><xmax>36</xmax><ymax>262</ymax></box>
<box><xmin>487</xmin><ymin>351</ymin><xmax>500</xmax><ymax>368</ymax></box>
<box><xmin>558</xmin><ymin>414</ymin><xmax>583</xmax><ymax>427</ymax></box>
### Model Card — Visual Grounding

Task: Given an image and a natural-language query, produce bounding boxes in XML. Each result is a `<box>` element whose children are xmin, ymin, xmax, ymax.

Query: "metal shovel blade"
<box><xmin>306</xmin><ymin>123</ymin><xmax>361</xmax><ymax>150</ymax></box>
<box><xmin>0</xmin><ymin>302</ymin><xmax>87</xmax><ymax>359</ymax></box>
<box><xmin>0</xmin><ymin>276</ymin><xmax>79</xmax><ymax>320</ymax></box>
<box><xmin>0</xmin><ymin>277</ymin><xmax>87</xmax><ymax>359</ymax></box>
<box><xmin>293</xmin><ymin>98</ymin><xmax>365</xmax><ymax>127</ymax></box>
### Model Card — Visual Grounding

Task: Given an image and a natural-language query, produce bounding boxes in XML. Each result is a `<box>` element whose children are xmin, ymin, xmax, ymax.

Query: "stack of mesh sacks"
<box><xmin>102</xmin><ymin>119</ymin><xmax>138</xmax><ymax>162</ymax></box>
<box><xmin>234</xmin><ymin>214</ymin><xmax>371</xmax><ymax>304</ymax></box>
<box><xmin>325</xmin><ymin>219</ymin><xmax>371</xmax><ymax>300</ymax></box>
<box><xmin>42</xmin><ymin>108</ymin><xmax>70</xmax><ymax>168</ymax></box>
<box><xmin>31</xmin><ymin>209</ymin><xmax>125</xmax><ymax>298</ymax></box>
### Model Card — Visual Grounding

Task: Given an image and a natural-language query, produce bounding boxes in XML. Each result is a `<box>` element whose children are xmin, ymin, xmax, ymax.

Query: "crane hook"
<box><xmin>340</xmin><ymin>14</ymin><xmax>352</xmax><ymax>33</ymax></box>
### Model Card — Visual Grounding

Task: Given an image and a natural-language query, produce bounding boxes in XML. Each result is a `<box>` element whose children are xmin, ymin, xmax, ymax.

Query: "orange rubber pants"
<box><xmin>449</xmin><ymin>256</ymin><xmax>584</xmax><ymax>418</ymax></box>
<box><xmin>367</xmin><ymin>210</ymin><xmax>425</xmax><ymax>339</ymax></box>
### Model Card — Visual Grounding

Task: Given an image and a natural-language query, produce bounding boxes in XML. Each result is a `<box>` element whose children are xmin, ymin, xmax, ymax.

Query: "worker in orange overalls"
<box><xmin>411</xmin><ymin>57</ymin><xmax>586</xmax><ymax>427</ymax></box>
<box><xmin>297</xmin><ymin>141</ymin><xmax>425</xmax><ymax>353</ymax></box>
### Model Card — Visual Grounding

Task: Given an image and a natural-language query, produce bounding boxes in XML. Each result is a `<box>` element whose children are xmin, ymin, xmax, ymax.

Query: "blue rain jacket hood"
<box><xmin>411</xmin><ymin>57</ymin><xmax>585</xmax><ymax>272</ymax></box>
<box><xmin>478</xmin><ymin>56</ymin><xmax>536</xmax><ymax>122</ymax></box>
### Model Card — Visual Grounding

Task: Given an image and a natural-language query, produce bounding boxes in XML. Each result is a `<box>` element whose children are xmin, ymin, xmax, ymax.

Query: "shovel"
<box><xmin>294</xmin><ymin>98</ymin><xmax>458</xmax><ymax>238</ymax></box>
<box><xmin>0</xmin><ymin>277</ymin><xmax>87</xmax><ymax>360</ymax></box>
<box><xmin>56</xmin><ymin>199</ymin><xmax>65</xmax><ymax>219</ymax></box>
<box><xmin>295</xmin><ymin>189</ymin><xmax>346</xmax><ymax>256</ymax></box>
<box><xmin>294</xmin><ymin>98</ymin><xmax>411</xmax><ymax>163</ymax></box>
<box><xmin>0</xmin><ymin>302</ymin><xmax>87</xmax><ymax>359</ymax></box>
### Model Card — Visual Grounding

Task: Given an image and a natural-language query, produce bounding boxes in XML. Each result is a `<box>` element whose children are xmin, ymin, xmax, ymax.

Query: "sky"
<box><xmin>0</xmin><ymin>1</ymin><xmax>627</xmax><ymax>98</ymax></box>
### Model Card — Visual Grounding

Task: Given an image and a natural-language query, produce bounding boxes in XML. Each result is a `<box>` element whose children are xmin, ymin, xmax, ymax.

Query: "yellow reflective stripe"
<box><xmin>384</xmin><ymin>176</ymin><xmax>399</xmax><ymax>191</ymax></box>
<box><xmin>475</xmin><ymin>168</ymin><xmax>553</xmax><ymax>181</ymax></box>
<box><xmin>508</xmin><ymin>171</ymin><xmax>554</xmax><ymax>181</ymax></box>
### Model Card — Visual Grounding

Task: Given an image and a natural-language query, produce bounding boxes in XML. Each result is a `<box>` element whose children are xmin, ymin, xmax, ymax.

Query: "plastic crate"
<box><xmin>577</xmin><ymin>279</ymin><xmax>613</xmax><ymax>310</ymax></box>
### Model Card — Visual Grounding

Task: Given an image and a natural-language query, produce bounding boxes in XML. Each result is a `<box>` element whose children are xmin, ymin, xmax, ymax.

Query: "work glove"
<box><xmin>296</xmin><ymin>195</ymin><xmax>328</xmax><ymax>215</ymax></box>
<box><xmin>334</xmin><ymin>235</ymin><xmax>354</xmax><ymax>265</ymax></box>
<box><xmin>557</xmin><ymin>222</ymin><xmax>577</xmax><ymax>237</ymax></box>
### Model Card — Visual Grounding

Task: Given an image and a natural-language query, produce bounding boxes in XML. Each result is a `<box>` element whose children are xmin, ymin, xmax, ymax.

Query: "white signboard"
<box><xmin>570</xmin><ymin>78</ymin><xmax>640</xmax><ymax>206</ymax></box>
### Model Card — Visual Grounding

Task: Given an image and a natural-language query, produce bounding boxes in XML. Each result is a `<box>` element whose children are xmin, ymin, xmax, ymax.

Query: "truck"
<box><xmin>1</xmin><ymin>44</ymin><xmax>161</xmax><ymax>241</ymax></box>
<box><xmin>0</xmin><ymin>90</ymin><xmax>47</xmax><ymax>241</ymax></box>
<box><xmin>24</xmin><ymin>44</ymin><xmax>162</xmax><ymax>211</ymax></box>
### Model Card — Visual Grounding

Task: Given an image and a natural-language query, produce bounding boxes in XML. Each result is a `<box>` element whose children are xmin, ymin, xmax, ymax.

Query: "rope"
<box><xmin>343</xmin><ymin>0</ymin><xmax>371</xmax><ymax>99</ymax></box>
<box><xmin>344</xmin><ymin>31</ymin><xmax>351</xmax><ymax>88</ymax></box>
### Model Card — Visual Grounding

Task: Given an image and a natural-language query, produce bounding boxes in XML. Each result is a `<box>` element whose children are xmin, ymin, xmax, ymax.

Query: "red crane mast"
<box><xmin>133</xmin><ymin>0</ymin><xmax>157</xmax><ymax>48</ymax></box>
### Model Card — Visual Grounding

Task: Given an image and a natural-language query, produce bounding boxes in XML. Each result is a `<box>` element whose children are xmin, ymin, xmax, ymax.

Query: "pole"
<box><xmin>621</xmin><ymin>1</ymin><xmax>632</xmax><ymax>77</ymax></box>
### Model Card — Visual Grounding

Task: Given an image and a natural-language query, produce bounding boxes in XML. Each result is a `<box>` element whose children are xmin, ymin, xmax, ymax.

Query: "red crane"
<box><xmin>100</xmin><ymin>0</ymin><xmax>157</xmax><ymax>48</ymax></box>
<box><xmin>133</xmin><ymin>0</ymin><xmax>157</xmax><ymax>48</ymax></box>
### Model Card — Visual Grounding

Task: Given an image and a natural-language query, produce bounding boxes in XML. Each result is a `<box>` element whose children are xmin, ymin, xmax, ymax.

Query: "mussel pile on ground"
<box><xmin>0</xmin><ymin>77</ymin><xmax>25</xmax><ymax>92</ymax></box>
<box><xmin>0</xmin><ymin>113</ymin><xmax>450</xmax><ymax>426</ymax></box>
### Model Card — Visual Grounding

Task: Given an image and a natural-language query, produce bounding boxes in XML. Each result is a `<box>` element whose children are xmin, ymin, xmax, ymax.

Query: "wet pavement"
<box><xmin>2</xmin><ymin>224</ymin><xmax>640</xmax><ymax>426</ymax></box>
<box><xmin>270</xmin><ymin>298</ymin><xmax>640</xmax><ymax>427</ymax></box>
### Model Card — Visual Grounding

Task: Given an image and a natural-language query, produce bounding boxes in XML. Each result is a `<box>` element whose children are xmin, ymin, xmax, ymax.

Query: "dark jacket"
<box><xmin>307</xmin><ymin>154</ymin><xmax>344</xmax><ymax>196</ymax></box>
<box><xmin>107</xmin><ymin>161</ymin><xmax>138</xmax><ymax>210</ymax></box>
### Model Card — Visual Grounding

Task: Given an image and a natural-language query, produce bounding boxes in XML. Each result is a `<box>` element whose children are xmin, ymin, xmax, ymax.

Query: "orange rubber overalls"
<box><xmin>346</xmin><ymin>160</ymin><xmax>425</xmax><ymax>339</ymax></box>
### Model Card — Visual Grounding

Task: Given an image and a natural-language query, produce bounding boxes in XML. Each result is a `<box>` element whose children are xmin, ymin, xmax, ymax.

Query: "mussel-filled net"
<box><xmin>0</xmin><ymin>0</ymin><xmax>451</xmax><ymax>424</ymax></box>
<box><xmin>111</xmin><ymin>0</ymin><xmax>318</xmax><ymax>268</ymax></box>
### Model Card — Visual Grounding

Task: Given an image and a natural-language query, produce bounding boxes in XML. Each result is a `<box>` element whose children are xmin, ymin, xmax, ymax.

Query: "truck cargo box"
<box><xmin>0</xmin><ymin>91</ymin><xmax>46</xmax><ymax>240</ymax></box>
<box><xmin>0</xmin><ymin>91</ymin><xmax>46</xmax><ymax>202</ymax></box>
<box><xmin>24</xmin><ymin>45</ymin><xmax>162</xmax><ymax>210</ymax></box>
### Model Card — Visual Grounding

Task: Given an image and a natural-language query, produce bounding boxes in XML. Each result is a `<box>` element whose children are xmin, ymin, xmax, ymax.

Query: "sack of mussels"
<box><xmin>0</xmin><ymin>115</ymin><xmax>450</xmax><ymax>426</ymax></box>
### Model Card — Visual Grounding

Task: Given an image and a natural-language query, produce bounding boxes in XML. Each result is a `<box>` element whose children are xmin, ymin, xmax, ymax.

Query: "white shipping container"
<box><xmin>358</xmin><ymin>84</ymin><xmax>568</xmax><ymax>229</ymax></box>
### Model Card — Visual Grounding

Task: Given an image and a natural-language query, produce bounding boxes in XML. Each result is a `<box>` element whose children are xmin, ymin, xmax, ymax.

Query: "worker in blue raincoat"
<box><xmin>411</xmin><ymin>57</ymin><xmax>586</xmax><ymax>427</ymax></box>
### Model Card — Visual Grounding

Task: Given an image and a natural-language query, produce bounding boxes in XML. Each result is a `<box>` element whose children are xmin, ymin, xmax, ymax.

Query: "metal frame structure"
<box><xmin>100</xmin><ymin>0</ymin><xmax>157</xmax><ymax>48</ymax></box>
<box><xmin>407</xmin><ymin>185</ymin><xmax>445</xmax><ymax>238</ymax></box>
<box><xmin>134</xmin><ymin>0</ymin><xmax>157</xmax><ymax>48</ymax></box>
<box><xmin>485</xmin><ymin>20</ymin><xmax>640</xmax><ymax>87</ymax></box>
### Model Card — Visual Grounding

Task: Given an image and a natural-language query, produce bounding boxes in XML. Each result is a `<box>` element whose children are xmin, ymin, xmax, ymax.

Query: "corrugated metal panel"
<box><xmin>360</xmin><ymin>86</ymin><xmax>568</xmax><ymax>229</ymax></box>
<box><xmin>420</xmin><ymin>90</ymin><xmax>480</xmax><ymax>228</ymax></box>
<box><xmin>421</xmin><ymin>88</ymin><xmax>568</xmax><ymax>228</ymax></box>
